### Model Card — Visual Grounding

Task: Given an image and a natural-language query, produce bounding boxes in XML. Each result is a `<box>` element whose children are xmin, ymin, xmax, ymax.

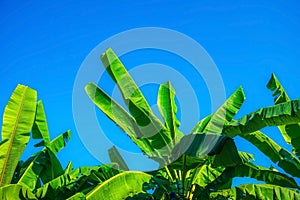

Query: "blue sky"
<box><xmin>1</xmin><ymin>0</ymin><xmax>300</xmax><ymax>184</ymax></box>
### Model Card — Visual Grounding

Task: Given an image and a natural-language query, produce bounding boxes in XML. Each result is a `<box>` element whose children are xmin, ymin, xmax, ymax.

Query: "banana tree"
<box><xmin>85</xmin><ymin>48</ymin><xmax>300</xmax><ymax>199</ymax></box>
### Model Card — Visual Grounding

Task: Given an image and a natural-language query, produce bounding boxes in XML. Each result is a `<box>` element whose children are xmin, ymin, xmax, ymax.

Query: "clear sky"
<box><xmin>1</xmin><ymin>0</ymin><xmax>300</xmax><ymax>185</ymax></box>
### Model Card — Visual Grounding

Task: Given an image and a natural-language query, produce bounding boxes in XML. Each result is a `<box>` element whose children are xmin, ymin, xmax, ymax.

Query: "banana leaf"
<box><xmin>157</xmin><ymin>81</ymin><xmax>184</xmax><ymax>145</ymax></box>
<box><xmin>267</xmin><ymin>73</ymin><xmax>300</xmax><ymax>158</ymax></box>
<box><xmin>64</xmin><ymin>161</ymin><xmax>73</xmax><ymax>174</ymax></box>
<box><xmin>171</xmin><ymin>134</ymin><xmax>243</xmax><ymax>167</ymax></box>
<box><xmin>49</xmin><ymin>130</ymin><xmax>71</xmax><ymax>153</ymax></box>
<box><xmin>192</xmin><ymin>164</ymin><xmax>225</xmax><ymax>188</ymax></box>
<box><xmin>223</xmin><ymin>98</ymin><xmax>300</xmax><ymax>137</ymax></box>
<box><xmin>238</xmin><ymin>131</ymin><xmax>300</xmax><ymax>178</ymax></box>
<box><xmin>32</xmin><ymin>100</ymin><xmax>71</xmax><ymax>154</ymax></box>
<box><xmin>85</xmin><ymin>171</ymin><xmax>152</xmax><ymax>200</ymax></box>
<box><xmin>207</xmin><ymin>162</ymin><xmax>298</xmax><ymax>191</ymax></box>
<box><xmin>34</xmin><ymin>130</ymin><xmax>71</xmax><ymax>154</ymax></box>
<box><xmin>191</xmin><ymin>86</ymin><xmax>245</xmax><ymax>134</ymax></box>
<box><xmin>32</xmin><ymin>100</ymin><xmax>51</xmax><ymax>147</ymax></box>
<box><xmin>85</xmin><ymin>82</ymin><xmax>162</xmax><ymax>161</ymax></box>
<box><xmin>35</xmin><ymin>164</ymin><xmax>120</xmax><ymax>199</ymax></box>
<box><xmin>100</xmin><ymin>48</ymin><xmax>174</xmax><ymax>153</ymax></box>
<box><xmin>17</xmin><ymin>153</ymin><xmax>44</xmax><ymax>190</ymax></box>
<box><xmin>66</xmin><ymin>192</ymin><xmax>85</xmax><ymax>200</ymax></box>
<box><xmin>108</xmin><ymin>146</ymin><xmax>129</xmax><ymax>171</ymax></box>
<box><xmin>170</xmin><ymin>155</ymin><xmax>206</xmax><ymax>171</ymax></box>
<box><xmin>39</xmin><ymin>149</ymin><xmax>64</xmax><ymax>184</ymax></box>
<box><xmin>210</xmin><ymin>184</ymin><xmax>300</xmax><ymax>200</ymax></box>
<box><xmin>0</xmin><ymin>184</ymin><xmax>36</xmax><ymax>199</ymax></box>
<box><xmin>100</xmin><ymin>48</ymin><xmax>164</xmax><ymax>133</ymax></box>
<box><xmin>18</xmin><ymin>131</ymin><xmax>71</xmax><ymax>190</ymax></box>
<box><xmin>0</xmin><ymin>84</ymin><xmax>37</xmax><ymax>186</ymax></box>
<box><xmin>17</xmin><ymin>148</ymin><xmax>64</xmax><ymax>190</ymax></box>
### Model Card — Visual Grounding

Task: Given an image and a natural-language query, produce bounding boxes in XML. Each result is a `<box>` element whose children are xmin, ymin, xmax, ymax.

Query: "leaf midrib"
<box><xmin>0</xmin><ymin>86</ymin><xmax>28</xmax><ymax>185</ymax></box>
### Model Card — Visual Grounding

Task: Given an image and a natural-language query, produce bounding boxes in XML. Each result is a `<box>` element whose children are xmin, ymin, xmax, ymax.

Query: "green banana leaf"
<box><xmin>171</xmin><ymin>134</ymin><xmax>226</xmax><ymax>158</ymax></box>
<box><xmin>108</xmin><ymin>146</ymin><xmax>129</xmax><ymax>171</ymax></box>
<box><xmin>66</xmin><ymin>192</ymin><xmax>85</xmax><ymax>200</ymax></box>
<box><xmin>36</xmin><ymin>164</ymin><xmax>120</xmax><ymax>199</ymax></box>
<box><xmin>170</xmin><ymin>155</ymin><xmax>206</xmax><ymax>171</ymax></box>
<box><xmin>0</xmin><ymin>184</ymin><xmax>36</xmax><ymax>199</ymax></box>
<box><xmin>171</xmin><ymin>133</ymin><xmax>243</xmax><ymax>167</ymax></box>
<box><xmin>34</xmin><ymin>130</ymin><xmax>71</xmax><ymax>154</ymax></box>
<box><xmin>85</xmin><ymin>82</ymin><xmax>160</xmax><ymax>160</ymax></box>
<box><xmin>100</xmin><ymin>48</ymin><xmax>164</xmax><ymax>135</ymax></box>
<box><xmin>17</xmin><ymin>148</ymin><xmax>64</xmax><ymax>190</ymax></box>
<box><xmin>0</xmin><ymin>84</ymin><xmax>37</xmax><ymax>186</ymax></box>
<box><xmin>17</xmin><ymin>153</ymin><xmax>43</xmax><ymax>190</ymax></box>
<box><xmin>222</xmin><ymin>98</ymin><xmax>300</xmax><ymax>137</ymax></box>
<box><xmin>17</xmin><ymin>130</ymin><xmax>71</xmax><ymax>190</ymax></box>
<box><xmin>32</xmin><ymin>100</ymin><xmax>71</xmax><ymax>154</ymax></box>
<box><xmin>64</xmin><ymin>161</ymin><xmax>73</xmax><ymax>174</ymax></box>
<box><xmin>210</xmin><ymin>184</ymin><xmax>300</xmax><ymax>200</ymax></box>
<box><xmin>85</xmin><ymin>171</ymin><xmax>152</xmax><ymax>200</ymax></box>
<box><xmin>49</xmin><ymin>130</ymin><xmax>71</xmax><ymax>153</ymax></box>
<box><xmin>100</xmin><ymin>48</ymin><xmax>175</xmax><ymax>153</ymax></box>
<box><xmin>239</xmin><ymin>131</ymin><xmax>300</xmax><ymax>178</ymax></box>
<box><xmin>35</xmin><ymin>164</ymin><xmax>120</xmax><ymax>199</ymax></box>
<box><xmin>191</xmin><ymin>86</ymin><xmax>245</xmax><ymax>134</ymax></box>
<box><xmin>207</xmin><ymin>162</ymin><xmax>298</xmax><ymax>190</ymax></box>
<box><xmin>157</xmin><ymin>81</ymin><xmax>184</xmax><ymax>145</ymax></box>
<box><xmin>39</xmin><ymin>149</ymin><xmax>64</xmax><ymax>184</ymax></box>
<box><xmin>209</xmin><ymin>138</ymin><xmax>244</xmax><ymax>168</ymax></box>
<box><xmin>32</xmin><ymin>100</ymin><xmax>51</xmax><ymax>147</ymax></box>
<box><xmin>267</xmin><ymin>73</ymin><xmax>300</xmax><ymax>158</ymax></box>
<box><xmin>192</xmin><ymin>164</ymin><xmax>225</xmax><ymax>188</ymax></box>
<box><xmin>35</xmin><ymin>166</ymin><xmax>99</xmax><ymax>198</ymax></box>
<box><xmin>267</xmin><ymin>73</ymin><xmax>290</xmax><ymax>104</ymax></box>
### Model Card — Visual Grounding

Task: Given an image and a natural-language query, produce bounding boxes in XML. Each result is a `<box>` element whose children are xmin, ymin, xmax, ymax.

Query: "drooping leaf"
<box><xmin>191</xmin><ymin>87</ymin><xmax>245</xmax><ymax>134</ymax></box>
<box><xmin>108</xmin><ymin>146</ymin><xmax>129</xmax><ymax>171</ymax></box>
<box><xmin>207</xmin><ymin>162</ymin><xmax>298</xmax><ymax>191</ymax></box>
<box><xmin>223</xmin><ymin>98</ymin><xmax>300</xmax><ymax>137</ymax></box>
<box><xmin>267</xmin><ymin>73</ymin><xmax>300</xmax><ymax>157</ymax></box>
<box><xmin>157</xmin><ymin>81</ymin><xmax>183</xmax><ymax>144</ymax></box>
<box><xmin>238</xmin><ymin>131</ymin><xmax>300</xmax><ymax>178</ymax></box>
<box><xmin>32</xmin><ymin>100</ymin><xmax>51</xmax><ymax>147</ymax></box>
<box><xmin>210</xmin><ymin>184</ymin><xmax>300</xmax><ymax>199</ymax></box>
<box><xmin>0</xmin><ymin>84</ymin><xmax>37</xmax><ymax>186</ymax></box>
<box><xmin>86</xmin><ymin>171</ymin><xmax>152</xmax><ymax>200</ymax></box>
